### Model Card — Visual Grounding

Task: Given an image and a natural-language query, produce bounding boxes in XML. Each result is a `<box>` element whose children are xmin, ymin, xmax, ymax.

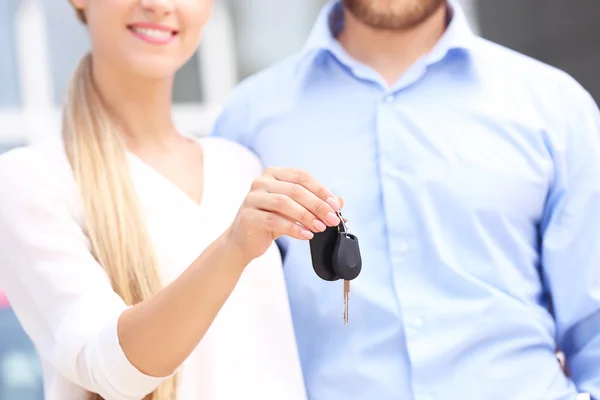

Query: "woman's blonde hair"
<box><xmin>63</xmin><ymin>7</ymin><xmax>178</xmax><ymax>400</ymax></box>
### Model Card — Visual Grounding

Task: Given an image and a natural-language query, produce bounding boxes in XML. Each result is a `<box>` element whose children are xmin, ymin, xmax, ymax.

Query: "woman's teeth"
<box><xmin>131</xmin><ymin>27</ymin><xmax>172</xmax><ymax>40</ymax></box>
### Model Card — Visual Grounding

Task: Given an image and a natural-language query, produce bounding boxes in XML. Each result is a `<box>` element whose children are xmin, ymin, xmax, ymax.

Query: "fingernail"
<box><xmin>326</xmin><ymin>197</ymin><xmax>340</xmax><ymax>211</ymax></box>
<box><xmin>301</xmin><ymin>229</ymin><xmax>314</xmax><ymax>239</ymax></box>
<box><xmin>326</xmin><ymin>212</ymin><xmax>341</xmax><ymax>226</ymax></box>
<box><xmin>313</xmin><ymin>219</ymin><xmax>327</xmax><ymax>232</ymax></box>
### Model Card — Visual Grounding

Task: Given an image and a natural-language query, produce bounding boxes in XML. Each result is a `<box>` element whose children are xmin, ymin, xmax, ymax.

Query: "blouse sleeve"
<box><xmin>0</xmin><ymin>148</ymin><xmax>173</xmax><ymax>400</ymax></box>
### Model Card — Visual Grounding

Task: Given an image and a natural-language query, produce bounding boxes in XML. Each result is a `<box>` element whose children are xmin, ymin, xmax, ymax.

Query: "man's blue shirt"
<box><xmin>212</xmin><ymin>2</ymin><xmax>600</xmax><ymax>399</ymax></box>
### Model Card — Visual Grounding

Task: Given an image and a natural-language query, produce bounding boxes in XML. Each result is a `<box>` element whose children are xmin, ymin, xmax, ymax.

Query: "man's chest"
<box><xmin>250</xmin><ymin>98</ymin><xmax>553</xmax><ymax>226</ymax></box>
<box><xmin>249</xmin><ymin>96</ymin><xmax>558</xmax><ymax>325</ymax></box>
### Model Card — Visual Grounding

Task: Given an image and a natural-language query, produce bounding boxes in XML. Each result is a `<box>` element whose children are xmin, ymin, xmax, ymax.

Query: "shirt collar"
<box><xmin>297</xmin><ymin>0</ymin><xmax>476</xmax><ymax>72</ymax></box>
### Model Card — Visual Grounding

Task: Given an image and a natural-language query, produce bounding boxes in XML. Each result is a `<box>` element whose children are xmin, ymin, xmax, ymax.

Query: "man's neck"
<box><xmin>337</xmin><ymin>4</ymin><xmax>448</xmax><ymax>86</ymax></box>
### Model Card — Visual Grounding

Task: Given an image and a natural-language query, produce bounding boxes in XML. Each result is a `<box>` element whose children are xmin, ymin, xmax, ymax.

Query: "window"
<box><xmin>42</xmin><ymin>0</ymin><xmax>206</xmax><ymax>106</ymax></box>
<box><xmin>0</xmin><ymin>0</ymin><xmax>25</xmax><ymax>143</ymax></box>
<box><xmin>0</xmin><ymin>142</ymin><xmax>24</xmax><ymax>154</ymax></box>
<box><xmin>225</xmin><ymin>0</ymin><xmax>326</xmax><ymax>78</ymax></box>
<box><xmin>0</xmin><ymin>1</ymin><xmax>21</xmax><ymax>109</ymax></box>
<box><xmin>0</xmin><ymin>307</ymin><xmax>43</xmax><ymax>400</ymax></box>
<box><xmin>0</xmin><ymin>0</ymin><xmax>238</xmax><ymax>145</ymax></box>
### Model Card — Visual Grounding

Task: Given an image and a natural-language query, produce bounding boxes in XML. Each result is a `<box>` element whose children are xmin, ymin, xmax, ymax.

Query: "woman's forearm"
<box><xmin>117</xmin><ymin>230</ymin><xmax>249</xmax><ymax>377</ymax></box>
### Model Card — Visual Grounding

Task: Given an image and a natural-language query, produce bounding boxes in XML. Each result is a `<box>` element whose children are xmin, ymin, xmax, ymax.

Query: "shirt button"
<box><xmin>384</xmin><ymin>95</ymin><xmax>395</xmax><ymax>103</ymax></box>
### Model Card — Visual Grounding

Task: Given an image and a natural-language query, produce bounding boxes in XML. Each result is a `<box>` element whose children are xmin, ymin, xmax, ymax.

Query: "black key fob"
<box><xmin>332</xmin><ymin>233</ymin><xmax>362</xmax><ymax>281</ymax></box>
<box><xmin>309</xmin><ymin>226</ymin><xmax>341</xmax><ymax>281</ymax></box>
<box><xmin>310</xmin><ymin>210</ymin><xmax>363</xmax><ymax>282</ymax></box>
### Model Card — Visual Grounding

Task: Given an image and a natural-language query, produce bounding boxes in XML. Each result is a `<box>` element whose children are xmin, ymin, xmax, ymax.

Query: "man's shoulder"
<box><xmin>472</xmin><ymin>36</ymin><xmax>590</xmax><ymax>98</ymax></box>
<box><xmin>472</xmin><ymin>37</ymin><xmax>599</xmax><ymax>149</ymax></box>
<box><xmin>211</xmin><ymin>53</ymin><xmax>308</xmax><ymax>142</ymax></box>
<box><xmin>226</xmin><ymin>54</ymin><xmax>306</xmax><ymax>108</ymax></box>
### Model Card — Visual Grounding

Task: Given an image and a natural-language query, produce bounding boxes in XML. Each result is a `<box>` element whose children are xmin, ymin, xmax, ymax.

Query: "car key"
<box><xmin>331</xmin><ymin>212</ymin><xmax>362</xmax><ymax>324</ymax></box>
<box><xmin>309</xmin><ymin>209</ymin><xmax>362</xmax><ymax>324</ymax></box>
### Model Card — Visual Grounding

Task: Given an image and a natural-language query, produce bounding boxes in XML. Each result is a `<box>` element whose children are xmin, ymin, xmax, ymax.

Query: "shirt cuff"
<box><xmin>93</xmin><ymin>314</ymin><xmax>176</xmax><ymax>398</ymax></box>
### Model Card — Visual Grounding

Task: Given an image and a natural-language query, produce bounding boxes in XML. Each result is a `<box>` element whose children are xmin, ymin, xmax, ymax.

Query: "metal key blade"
<box><xmin>344</xmin><ymin>280</ymin><xmax>350</xmax><ymax>324</ymax></box>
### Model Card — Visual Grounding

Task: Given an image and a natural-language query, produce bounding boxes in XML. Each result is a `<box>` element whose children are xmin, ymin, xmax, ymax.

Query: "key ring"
<box><xmin>336</xmin><ymin>210</ymin><xmax>349</xmax><ymax>235</ymax></box>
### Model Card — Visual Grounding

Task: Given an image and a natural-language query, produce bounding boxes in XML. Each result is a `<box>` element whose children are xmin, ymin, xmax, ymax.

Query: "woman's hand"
<box><xmin>225</xmin><ymin>167</ymin><xmax>342</xmax><ymax>263</ymax></box>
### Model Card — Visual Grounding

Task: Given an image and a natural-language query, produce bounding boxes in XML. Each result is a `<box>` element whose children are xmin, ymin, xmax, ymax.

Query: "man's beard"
<box><xmin>343</xmin><ymin>0</ymin><xmax>447</xmax><ymax>31</ymax></box>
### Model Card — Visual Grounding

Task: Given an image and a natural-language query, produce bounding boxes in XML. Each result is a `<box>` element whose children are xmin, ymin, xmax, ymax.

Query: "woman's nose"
<box><xmin>139</xmin><ymin>0</ymin><xmax>175</xmax><ymax>16</ymax></box>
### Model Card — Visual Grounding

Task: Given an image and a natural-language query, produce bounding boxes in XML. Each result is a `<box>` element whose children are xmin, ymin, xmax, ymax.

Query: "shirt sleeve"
<box><xmin>540</xmin><ymin>86</ymin><xmax>600</xmax><ymax>398</ymax></box>
<box><xmin>210</xmin><ymin>80</ymin><xmax>253</xmax><ymax>148</ymax></box>
<box><xmin>0</xmin><ymin>149</ymin><xmax>173</xmax><ymax>400</ymax></box>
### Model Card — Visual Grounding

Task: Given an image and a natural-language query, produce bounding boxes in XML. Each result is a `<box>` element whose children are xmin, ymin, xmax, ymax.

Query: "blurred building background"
<box><xmin>1</xmin><ymin>0</ymin><xmax>599</xmax><ymax>147</ymax></box>
<box><xmin>0</xmin><ymin>0</ymin><xmax>599</xmax><ymax>398</ymax></box>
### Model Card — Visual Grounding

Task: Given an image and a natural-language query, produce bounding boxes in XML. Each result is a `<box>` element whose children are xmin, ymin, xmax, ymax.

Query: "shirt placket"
<box><xmin>375</xmin><ymin>85</ymin><xmax>439</xmax><ymax>400</ymax></box>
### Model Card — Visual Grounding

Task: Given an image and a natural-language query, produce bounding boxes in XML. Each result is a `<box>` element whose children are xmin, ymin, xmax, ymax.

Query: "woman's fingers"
<box><xmin>265</xmin><ymin>167</ymin><xmax>341</xmax><ymax>209</ymax></box>
<box><xmin>245</xmin><ymin>192</ymin><xmax>326</xmax><ymax>232</ymax></box>
<box><xmin>244</xmin><ymin>209</ymin><xmax>314</xmax><ymax>240</ymax></box>
<box><xmin>254</xmin><ymin>178</ymin><xmax>340</xmax><ymax>227</ymax></box>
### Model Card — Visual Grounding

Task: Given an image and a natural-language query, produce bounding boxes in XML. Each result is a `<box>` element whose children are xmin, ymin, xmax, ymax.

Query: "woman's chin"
<box><xmin>122</xmin><ymin>54</ymin><xmax>182</xmax><ymax>81</ymax></box>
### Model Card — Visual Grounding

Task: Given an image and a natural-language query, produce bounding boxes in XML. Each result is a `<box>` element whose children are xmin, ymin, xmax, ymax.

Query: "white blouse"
<box><xmin>0</xmin><ymin>137</ymin><xmax>307</xmax><ymax>400</ymax></box>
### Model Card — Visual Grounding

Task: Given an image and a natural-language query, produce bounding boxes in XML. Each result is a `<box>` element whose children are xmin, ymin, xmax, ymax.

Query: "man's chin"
<box><xmin>343</xmin><ymin>0</ymin><xmax>447</xmax><ymax>31</ymax></box>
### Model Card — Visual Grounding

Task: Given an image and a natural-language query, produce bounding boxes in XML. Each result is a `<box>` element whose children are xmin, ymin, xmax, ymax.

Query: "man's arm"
<box><xmin>541</xmin><ymin>86</ymin><xmax>600</xmax><ymax>399</ymax></box>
